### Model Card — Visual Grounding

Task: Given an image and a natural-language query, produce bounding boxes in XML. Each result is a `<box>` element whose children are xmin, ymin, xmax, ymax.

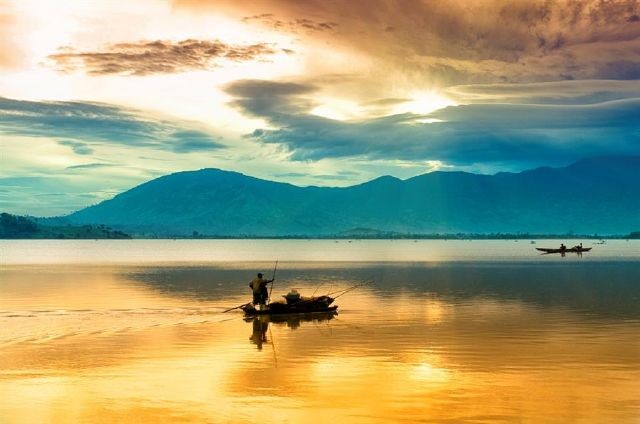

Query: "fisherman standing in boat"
<box><xmin>249</xmin><ymin>272</ymin><xmax>274</xmax><ymax>307</ymax></box>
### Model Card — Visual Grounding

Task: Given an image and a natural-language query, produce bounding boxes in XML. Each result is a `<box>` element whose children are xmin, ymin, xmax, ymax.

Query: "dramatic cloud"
<box><xmin>176</xmin><ymin>0</ymin><xmax>640</xmax><ymax>84</ymax></box>
<box><xmin>3</xmin><ymin>0</ymin><xmax>640</xmax><ymax>217</ymax></box>
<box><xmin>48</xmin><ymin>39</ymin><xmax>279</xmax><ymax>76</ymax></box>
<box><xmin>57</xmin><ymin>140</ymin><xmax>94</xmax><ymax>155</ymax></box>
<box><xmin>65</xmin><ymin>163</ymin><xmax>117</xmax><ymax>170</ymax></box>
<box><xmin>242</xmin><ymin>14</ymin><xmax>338</xmax><ymax>33</ymax></box>
<box><xmin>226</xmin><ymin>79</ymin><xmax>640</xmax><ymax>167</ymax></box>
<box><xmin>226</xmin><ymin>79</ymin><xmax>317</xmax><ymax>117</ymax></box>
<box><xmin>446</xmin><ymin>80</ymin><xmax>640</xmax><ymax>105</ymax></box>
<box><xmin>0</xmin><ymin>97</ymin><xmax>224</xmax><ymax>153</ymax></box>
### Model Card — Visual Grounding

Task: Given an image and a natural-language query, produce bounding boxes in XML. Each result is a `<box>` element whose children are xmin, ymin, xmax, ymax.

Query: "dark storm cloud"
<box><xmin>48</xmin><ymin>39</ymin><xmax>278</xmax><ymax>76</ymax></box>
<box><xmin>226</xmin><ymin>79</ymin><xmax>640</xmax><ymax>167</ymax></box>
<box><xmin>0</xmin><ymin>97</ymin><xmax>224</xmax><ymax>153</ymax></box>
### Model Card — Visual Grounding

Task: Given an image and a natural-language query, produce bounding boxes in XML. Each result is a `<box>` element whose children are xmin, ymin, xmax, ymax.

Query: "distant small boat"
<box><xmin>536</xmin><ymin>247</ymin><xmax>592</xmax><ymax>254</ymax></box>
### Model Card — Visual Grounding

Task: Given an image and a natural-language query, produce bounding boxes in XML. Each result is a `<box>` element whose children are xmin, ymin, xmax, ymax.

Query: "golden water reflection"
<box><xmin>1</xmin><ymin>264</ymin><xmax>639</xmax><ymax>423</ymax></box>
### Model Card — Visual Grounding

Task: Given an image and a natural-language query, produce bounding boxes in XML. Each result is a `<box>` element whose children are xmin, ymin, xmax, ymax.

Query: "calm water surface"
<box><xmin>1</xmin><ymin>240</ymin><xmax>639</xmax><ymax>423</ymax></box>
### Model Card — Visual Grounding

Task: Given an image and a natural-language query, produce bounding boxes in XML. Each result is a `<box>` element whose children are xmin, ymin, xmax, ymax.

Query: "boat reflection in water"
<box><xmin>247</xmin><ymin>311</ymin><xmax>338</xmax><ymax>350</ymax></box>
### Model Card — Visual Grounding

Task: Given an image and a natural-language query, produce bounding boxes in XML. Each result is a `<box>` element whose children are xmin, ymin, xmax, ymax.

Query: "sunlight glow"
<box><xmin>394</xmin><ymin>91</ymin><xmax>456</xmax><ymax>115</ymax></box>
<box><xmin>413</xmin><ymin>118</ymin><xmax>445</xmax><ymax>124</ymax></box>
<box><xmin>411</xmin><ymin>363</ymin><xmax>450</xmax><ymax>382</ymax></box>
<box><xmin>310</xmin><ymin>98</ymin><xmax>363</xmax><ymax>121</ymax></box>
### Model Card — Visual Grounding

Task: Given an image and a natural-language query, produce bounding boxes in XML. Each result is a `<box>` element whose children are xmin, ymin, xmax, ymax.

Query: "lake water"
<box><xmin>1</xmin><ymin>240</ymin><xmax>639</xmax><ymax>423</ymax></box>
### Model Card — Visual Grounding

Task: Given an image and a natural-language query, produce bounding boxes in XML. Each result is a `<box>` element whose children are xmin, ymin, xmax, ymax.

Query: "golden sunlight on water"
<box><xmin>1</xmin><ymin>255</ymin><xmax>640</xmax><ymax>423</ymax></box>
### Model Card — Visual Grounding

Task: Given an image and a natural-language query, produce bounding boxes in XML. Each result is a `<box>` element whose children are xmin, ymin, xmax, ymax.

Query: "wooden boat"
<box><xmin>536</xmin><ymin>247</ymin><xmax>592</xmax><ymax>253</ymax></box>
<box><xmin>241</xmin><ymin>295</ymin><xmax>337</xmax><ymax>316</ymax></box>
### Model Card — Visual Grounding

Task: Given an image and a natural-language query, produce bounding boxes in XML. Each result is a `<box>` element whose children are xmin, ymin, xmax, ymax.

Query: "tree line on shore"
<box><xmin>0</xmin><ymin>213</ymin><xmax>130</xmax><ymax>239</ymax></box>
<box><xmin>2</xmin><ymin>213</ymin><xmax>638</xmax><ymax>240</ymax></box>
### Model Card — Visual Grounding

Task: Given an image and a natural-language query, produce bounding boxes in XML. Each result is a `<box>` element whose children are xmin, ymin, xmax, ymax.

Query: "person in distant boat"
<box><xmin>249</xmin><ymin>272</ymin><xmax>274</xmax><ymax>306</ymax></box>
<box><xmin>574</xmin><ymin>242</ymin><xmax>583</xmax><ymax>250</ymax></box>
<box><xmin>560</xmin><ymin>243</ymin><xmax>566</xmax><ymax>250</ymax></box>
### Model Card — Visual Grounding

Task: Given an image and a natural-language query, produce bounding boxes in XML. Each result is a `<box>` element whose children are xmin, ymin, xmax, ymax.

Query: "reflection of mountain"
<box><xmin>123</xmin><ymin>262</ymin><xmax>640</xmax><ymax>320</ymax></box>
<box><xmin>68</xmin><ymin>156</ymin><xmax>640</xmax><ymax>235</ymax></box>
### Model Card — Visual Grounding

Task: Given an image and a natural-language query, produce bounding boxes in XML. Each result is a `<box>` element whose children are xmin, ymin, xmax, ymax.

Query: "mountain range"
<box><xmin>66</xmin><ymin>156</ymin><xmax>640</xmax><ymax>236</ymax></box>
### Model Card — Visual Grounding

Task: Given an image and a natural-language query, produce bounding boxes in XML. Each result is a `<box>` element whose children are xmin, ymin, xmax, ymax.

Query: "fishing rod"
<box><xmin>268</xmin><ymin>260</ymin><xmax>278</xmax><ymax>303</ymax></box>
<box><xmin>222</xmin><ymin>302</ymin><xmax>251</xmax><ymax>313</ymax></box>
<box><xmin>333</xmin><ymin>284</ymin><xmax>366</xmax><ymax>299</ymax></box>
<box><xmin>282</xmin><ymin>278</ymin><xmax>374</xmax><ymax>308</ymax></box>
<box><xmin>324</xmin><ymin>278</ymin><xmax>374</xmax><ymax>298</ymax></box>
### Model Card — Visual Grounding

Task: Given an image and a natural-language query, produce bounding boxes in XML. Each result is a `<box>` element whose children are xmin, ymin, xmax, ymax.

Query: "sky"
<box><xmin>1</xmin><ymin>0</ymin><xmax>640</xmax><ymax>216</ymax></box>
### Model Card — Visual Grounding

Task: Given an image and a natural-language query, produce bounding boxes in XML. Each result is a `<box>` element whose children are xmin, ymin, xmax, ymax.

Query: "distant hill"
<box><xmin>66</xmin><ymin>156</ymin><xmax>640</xmax><ymax>236</ymax></box>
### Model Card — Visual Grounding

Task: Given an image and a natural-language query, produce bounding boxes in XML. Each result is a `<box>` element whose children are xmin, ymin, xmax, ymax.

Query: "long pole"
<box><xmin>222</xmin><ymin>302</ymin><xmax>250</xmax><ymax>313</ymax></box>
<box><xmin>268</xmin><ymin>260</ymin><xmax>278</xmax><ymax>303</ymax></box>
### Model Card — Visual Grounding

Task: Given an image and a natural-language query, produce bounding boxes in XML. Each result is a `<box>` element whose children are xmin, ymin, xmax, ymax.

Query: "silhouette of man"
<box><xmin>249</xmin><ymin>272</ymin><xmax>273</xmax><ymax>306</ymax></box>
